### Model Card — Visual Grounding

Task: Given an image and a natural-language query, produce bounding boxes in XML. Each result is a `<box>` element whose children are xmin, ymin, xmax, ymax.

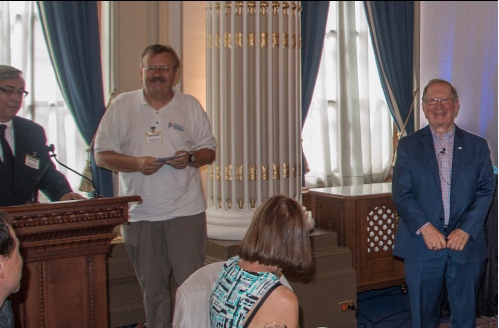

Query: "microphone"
<box><xmin>440</xmin><ymin>148</ymin><xmax>446</xmax><ymax>155</ymax></box>
<box><xmin>48</xmin><ymin>144</ymin><xmax>100</xmax><ymax>198</ymax></box>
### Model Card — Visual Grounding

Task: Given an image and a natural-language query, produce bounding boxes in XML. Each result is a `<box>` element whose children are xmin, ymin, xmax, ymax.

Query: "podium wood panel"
<box><xmin>0</xmin><ymin>196</ymin><xmax>141</xmax><ymax>328</ymax></box>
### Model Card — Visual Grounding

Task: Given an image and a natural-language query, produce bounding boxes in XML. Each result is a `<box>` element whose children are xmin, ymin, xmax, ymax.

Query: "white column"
<box><xmin>206</xmin><ymin>1</ymin><xmax>303</xmax><ymax>240</ymax></box>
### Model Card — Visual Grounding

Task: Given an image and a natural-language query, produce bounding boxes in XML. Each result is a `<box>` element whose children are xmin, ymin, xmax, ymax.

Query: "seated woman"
<box><xmin>209</xmin><ymin>195</ymin><xmax>313</xmax><ymax>328</ymax></box>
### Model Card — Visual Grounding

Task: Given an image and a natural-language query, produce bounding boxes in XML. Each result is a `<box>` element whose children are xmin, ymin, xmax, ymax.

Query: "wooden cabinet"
<box><xmin>310</xmin><ymin>183</ymin><xmax>405</xmax><ymax>292</ymax></box>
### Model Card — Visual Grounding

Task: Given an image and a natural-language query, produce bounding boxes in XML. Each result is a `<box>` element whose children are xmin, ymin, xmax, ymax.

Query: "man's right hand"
<box><xmin>420</xmin><ymin>223</ymin><xmax>446</xmax><ymax>250</ymax></box>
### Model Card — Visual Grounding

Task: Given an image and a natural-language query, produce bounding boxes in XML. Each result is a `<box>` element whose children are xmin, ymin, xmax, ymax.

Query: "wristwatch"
<box><xmin>189</xmin><ymin>152</ymin><xmax>195</xmax><ymax>164</ymax></box>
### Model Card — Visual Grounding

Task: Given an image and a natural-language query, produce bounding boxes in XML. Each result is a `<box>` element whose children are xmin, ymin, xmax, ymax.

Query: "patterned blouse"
<box><xmin>209</xmin><ymin>256</ymin><xmax>283</xmax><ymax>328</ymax></box>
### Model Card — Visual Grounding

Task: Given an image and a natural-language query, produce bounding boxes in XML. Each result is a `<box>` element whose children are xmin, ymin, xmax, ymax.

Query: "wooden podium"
<box><xmin>0</xmin><ymin>196</ymin><xmax>141</xmax><ymax>328</ymax></box>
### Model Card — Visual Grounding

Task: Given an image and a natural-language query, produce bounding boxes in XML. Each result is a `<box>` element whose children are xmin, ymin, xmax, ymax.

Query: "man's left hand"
<box><xmin>60</xmin><ymin>192</ymin><xmax>86</xmax><ymax>201</ymax></box>
<box><xmin>446</xmin><ymin>228</ymin><xmax>470</xmax><ymax>251</ymax></box>
<box><xmin>164</xmin><ymin>151</ymin><xmax>189</xmax><ymax>169</ymax></box>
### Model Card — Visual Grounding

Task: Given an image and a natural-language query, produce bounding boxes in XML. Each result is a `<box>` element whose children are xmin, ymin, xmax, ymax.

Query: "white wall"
<box><xmin>420</xmin><ymin>1</ymin><xmax>498</xmax><ymax>165</ymax></box>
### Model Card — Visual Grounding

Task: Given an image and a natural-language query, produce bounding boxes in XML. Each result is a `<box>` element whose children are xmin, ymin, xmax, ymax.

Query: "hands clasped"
<box><xmin>421</xmin><ymin>224</ymin><xmax>470</xmax><ymax>251</ymax></box>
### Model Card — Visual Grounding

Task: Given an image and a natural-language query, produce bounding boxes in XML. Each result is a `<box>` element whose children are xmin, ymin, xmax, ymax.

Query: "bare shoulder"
<box><xmin>268</xmin><ymin>285</ymin><xmax>298</xmax><ymax>306</ymax></box>
<box><xmin>248</xmin><ymin>285</ymin><xmax>299</xmax><ymax>328</ymax></box>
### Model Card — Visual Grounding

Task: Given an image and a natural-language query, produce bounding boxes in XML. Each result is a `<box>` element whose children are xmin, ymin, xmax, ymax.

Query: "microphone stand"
<box><xmin>50</xmin><ymin>150</ymin><xmax>101</xmax><ymax>198</ymax></box>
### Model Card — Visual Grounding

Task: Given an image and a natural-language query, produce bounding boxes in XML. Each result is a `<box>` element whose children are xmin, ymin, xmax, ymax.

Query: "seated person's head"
<box><xmin>0</xmin><ymin>212</ymin><xmax>23</xmax><ymax>301</ymax></box>
<box><xmin>238</xmin><ymin>195</ymin><xmax>313</xmax><ymax>275</ymax></box>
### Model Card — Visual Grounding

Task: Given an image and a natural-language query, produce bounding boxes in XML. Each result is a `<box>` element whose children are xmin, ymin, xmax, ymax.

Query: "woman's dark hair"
<box><xmin>0</xmin><ymin>212</ymin><xmax>15</xmax><ymax>257</ymax></box>
<box><xmin>238</xmin><ymin>195</ymin><xmax>313</xmax><ymax>274</ymax></box>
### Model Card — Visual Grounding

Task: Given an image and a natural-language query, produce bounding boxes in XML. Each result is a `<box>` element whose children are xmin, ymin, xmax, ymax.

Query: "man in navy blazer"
<box><xmin>392</xmin><ymin>79</ymin><xmax>496</xmax><ymax>328</ymax></box>
<box><xmin>0</xmin><ymin>65</ymin><xmax>84</xmax><ymax>207</ymax></box>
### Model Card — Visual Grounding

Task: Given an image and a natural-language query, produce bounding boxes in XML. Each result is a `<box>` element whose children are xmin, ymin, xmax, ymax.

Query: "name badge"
<box><xmin>25</xmin><ymin>154</ymin><xmax>40</xmax><ymax>169</ymax></box>
<box><xmin>146</xmin><ymin>132</ymin><xmax>162</xmax><ymax>144</ymax></box>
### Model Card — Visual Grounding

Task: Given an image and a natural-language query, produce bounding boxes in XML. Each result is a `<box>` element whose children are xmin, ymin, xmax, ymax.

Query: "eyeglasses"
<box><xmin>0</xmin><ymin>86</ymin><xmax>29</xmax><ymax>98</ymax></box>
<box><xmin>424</xmin><ymin>97</ymin><xmax>454</xmax><ymax>106</ymax></box>
<box><xmin>141</xmin><ymin>66</ymin><xmax>175</xmax><ymax>73</ymax></box>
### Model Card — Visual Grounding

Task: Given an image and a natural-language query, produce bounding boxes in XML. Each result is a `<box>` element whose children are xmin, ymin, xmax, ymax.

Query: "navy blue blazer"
<box><xmin>0</xmin><ymin>116</ymin><xmax>72</xmax><ymax>207</ymax></box>
<box><xmin>392</xmin><ymin>125</ymin><xmax>496</xmax><ymax>264</ymax></box>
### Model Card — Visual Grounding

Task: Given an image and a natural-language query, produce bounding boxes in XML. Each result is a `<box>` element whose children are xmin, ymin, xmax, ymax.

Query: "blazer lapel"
<box><xmin>420</xmin><ymin>126</ymin><xmax>441</xmax><ymax>191</ymax></box>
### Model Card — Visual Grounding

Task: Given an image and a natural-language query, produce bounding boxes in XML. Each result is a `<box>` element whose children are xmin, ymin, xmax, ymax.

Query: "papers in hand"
<box><xmin>155</xmin><ymin>154</ymin><xmax>185</xmax><ymax>163</ymax></box>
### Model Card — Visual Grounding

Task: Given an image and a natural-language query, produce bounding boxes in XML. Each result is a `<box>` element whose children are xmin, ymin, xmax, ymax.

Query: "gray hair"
<box><xmin>0</xmin><ymin>65</ymin><xmax>23</xmax><ymax>82</ymax></box>
<box><xmin>422</xmin><ymin>78</ymin><xmax>459</xmax><ymax>102</ymax></box>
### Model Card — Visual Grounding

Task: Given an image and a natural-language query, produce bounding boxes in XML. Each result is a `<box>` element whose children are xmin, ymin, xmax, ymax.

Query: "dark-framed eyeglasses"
<box><xmin>0</xmin><ymin>86</ymin><xmax>29</xmax><ymax>98</ymax></box>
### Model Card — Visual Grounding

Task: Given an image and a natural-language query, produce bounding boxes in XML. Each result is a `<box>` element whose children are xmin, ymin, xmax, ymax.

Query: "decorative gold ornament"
<box><xmin>224</xmin><ymin>33</ymin><xmax>231</xmax><ymax>48</ymax></box>
<box><xmin>283</xmin><ymin>162</ymin><xmax>289</xmax><ymax>178</ymax></box>
<box><xmin>273</xmin><ymin>163</ymin><xmax>280</xmax><ymax>179</ymax></box>
<box><xmin>236</xmin><ymin>33</ymin><xmax>243</xmax><ymax>48</ymax></box>
<box><xmin>236</xmin><ymin>165</ymin><xmax>243</xmax><ymax>181</ymax></box>
<box><xmin>235</xmin><ymin>1</ymin><xmax>243</xmax><ymax>15</ymax></box>
<box><xmin>225</xmin><ymin>1</ymin><xmax>231</xmax><ymax>15</ymax></box>
<box><xmin>283</xmin><ymin>33</ymin><xmax>289</xmax><ymax>48</ymax></box>
<box><xmin>272</xmin><ymin>33</ymin><xmax>279</xmax><ymax>48</ymax></box>
<box><xmin>283</xmin><ymin>1</ymin><xmax>289</xmax><ymax>16</ymax></box>
<box><xmin>261</xmin><ymin>32</ymin><xmax>268</xmax><ymax>48</ymax></box>
<box><xmin>215</xmin><ymin>1</ymin><xmax>221</xmax><ymax>15</ymax></box>
<box><xmin>272</xmin><ymin>1</ymin><xmax>280</xmax><ymax>15</ymax></box>
<box><xmin>248</xmin><ymin>33</ymin><xmax>255</xmax><ymax>47</ymax></box>
<box><xmin>215</xmin><ymin>33</ymin><xmax>220</xmax><ymax>48</ymax></box>
<box><xmin>225</xmin><ymin>164</ymin><xmax>232</xmax><ymax>181</ymax></box>
<box><xmin>249</xmin><ymin>165</ymin><xmax>256</xmax><ymax>180</ymax></box>
<box><xmin>216</xmin><ymin>165</ymin><xmax>221</xmax><ymax>181</ymax></box>
<box><xmin>248</xmin><ymin>1</ymin><xmax>256</xmax><ymax>15</ymax></box>
<box><xmin>238</xmin><ymin>198</ymin><xmax>244</xmax><ymax>209</ymax></box>
<box><xmin>226</xmin><ymin>197</ymin><xmax>232</xmax><ymax>209</ymax></box>
<box><xmin>261</xmin><ymin>1</ymin><xmax>268</xmax><ymax>15</ymax></box>
<box><xmin>262</xmin><ymin>165</ymin><xmax>269</xmax><ymax>180</ymax></box>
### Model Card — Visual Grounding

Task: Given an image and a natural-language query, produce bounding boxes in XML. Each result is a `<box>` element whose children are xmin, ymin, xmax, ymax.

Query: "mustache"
<box><xmin>150</xmin><ymin>77</ymin><xmax>166</xmax><ymax>83</ymax></box>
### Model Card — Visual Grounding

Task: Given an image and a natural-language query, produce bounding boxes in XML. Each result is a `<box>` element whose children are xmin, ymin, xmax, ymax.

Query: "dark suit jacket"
<box><xmin>0</xmin><ymin>117</ymin><xmax>72</xmax><ymax>207</ymax></box>
<box><xmin>392</xmin><ymin>125</ymin><xmax>496</xmax><ymax>263</ymax></box>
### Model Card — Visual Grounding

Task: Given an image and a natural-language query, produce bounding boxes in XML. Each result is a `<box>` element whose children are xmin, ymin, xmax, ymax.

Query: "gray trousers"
<box><xmin>121</xmin><ymin>213</ymin><xmax>207</xmax><ymax>328</ymax></box>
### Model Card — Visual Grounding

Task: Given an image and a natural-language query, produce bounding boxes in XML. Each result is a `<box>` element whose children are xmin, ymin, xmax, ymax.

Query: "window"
<box><xmin>0</xmin><ymin>1</ymin><xmax>87</xmax><ymax>199</ymax></box>
<box><xmin>302</xmin><ymin>1</ymin><xmax>393</xmax><ymax>188</ymax></box>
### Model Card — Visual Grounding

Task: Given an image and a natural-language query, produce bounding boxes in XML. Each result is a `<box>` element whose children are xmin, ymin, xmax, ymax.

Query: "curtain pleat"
<box><xmin>37</xmin><ymin>1</ymin><xmax>112</xmax><ymax>197</ymax></box>
<box><xmin>364</xmin><ymin>1</ymin><xmax>415</xmax><ymax>136</ymax></box>
<box><xmin>301</xmin><ymin>1</ymin><xmax>329</xmax><ymax>124</ymax></box>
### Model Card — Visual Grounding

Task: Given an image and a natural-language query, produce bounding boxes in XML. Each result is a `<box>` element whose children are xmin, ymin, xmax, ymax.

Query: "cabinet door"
<box><xmin>358</xmin><ymin>197</ymin><xmax>405</xmax><ymax>291</ymax></box>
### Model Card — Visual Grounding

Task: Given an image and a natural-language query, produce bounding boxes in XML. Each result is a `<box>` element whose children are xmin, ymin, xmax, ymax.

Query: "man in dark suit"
<box><xmin>0</xmin><ymin>65</ymin><xmax>84</xmax><ymax>206</ymax></box>
<box><xmin>392</xmin><ymin>79</ymin><xmax>496</xmax><ymax>328</ymax></box>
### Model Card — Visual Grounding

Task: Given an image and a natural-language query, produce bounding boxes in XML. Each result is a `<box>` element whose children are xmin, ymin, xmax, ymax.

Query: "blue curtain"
<box><xmin>364</xmin><ymin>1</ymin><xmax>415</xmax><ymax>135</ymax></box>
<box><xmin>301</xmin><ymin>1</ymin><xmax>330</xmax><ymax>124</ymax></box>
<box><xmin>37</xmin><ymin>1</ymin><xmax>113</xmax><ymax>197</ymax></box>
<box><xmin>301</xmin><ymin>2</ymin><xmax>330</xmax><ymax>185</ymax></box>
